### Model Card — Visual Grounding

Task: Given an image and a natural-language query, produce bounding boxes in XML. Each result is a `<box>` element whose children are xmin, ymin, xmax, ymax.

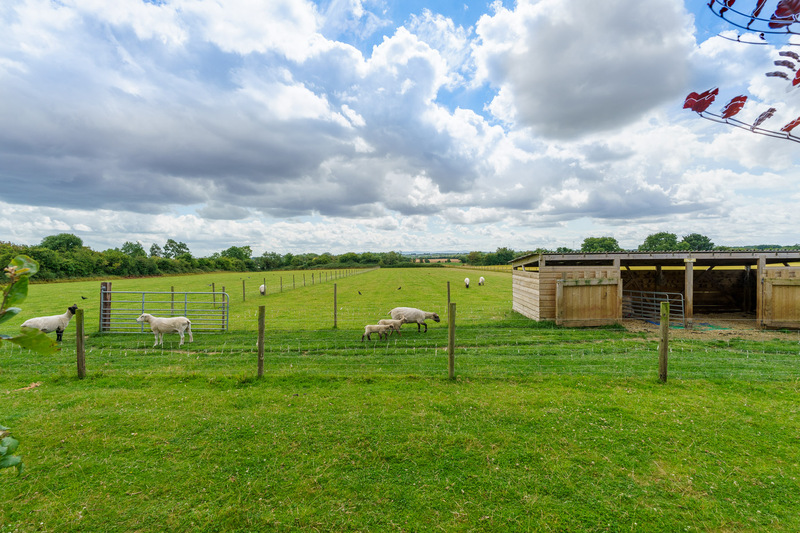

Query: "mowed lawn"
<box><xmin>2</xmin><ymin>267</ymin><xmax>800</xmax><ymax>532</ymax></box>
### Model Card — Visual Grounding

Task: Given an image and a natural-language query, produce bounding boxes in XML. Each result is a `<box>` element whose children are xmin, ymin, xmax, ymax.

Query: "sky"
<box><xmin>2</xmin><ymin>0</ymin><xmax>800</xmax><ymax>257</ymax></box>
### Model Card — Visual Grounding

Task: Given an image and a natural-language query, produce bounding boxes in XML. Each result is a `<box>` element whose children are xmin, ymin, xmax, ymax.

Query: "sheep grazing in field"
<box><xmin>259</xmin><ymin>284</ymin><xmax>266</xmax><ymax>296</ymax></box>
<box><xmin>479</xmin><ymin>276</ymin><xmax>485</xmax><ymax>286</ymax></box>
<box><xmin>465</xmin><ymin>277</ymin><xmax>470</xmax><ymax>288</ymax></box>
<box><xmin>377</xmin><ymin>317</ymin><xmax>404</xmax><ymax>336</ymax></box>
<box><xmin>136</xmin><ymin>313</ymin><xmax>193</xmax><ymax>347</ymax></box>
<box><xmin>389</xmin><ymin>307</ymin><xmax>440</xmax><ymax>333</ymax></box>
<box><xmin>362</xmin><ymin>324</ymin><xmax>393</xmax><ymax>341</ymax></box>
<box><xmin>20</xmin><ymin>304</ymin><xmax>78</xmax><ymax>342</ymax></box>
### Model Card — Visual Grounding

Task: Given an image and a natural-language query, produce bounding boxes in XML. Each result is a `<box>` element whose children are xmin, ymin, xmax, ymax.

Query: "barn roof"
<box><xmin>510</xmin><ymin>250</ymin><xmax>800</xmax><ymax>269</ymax></box>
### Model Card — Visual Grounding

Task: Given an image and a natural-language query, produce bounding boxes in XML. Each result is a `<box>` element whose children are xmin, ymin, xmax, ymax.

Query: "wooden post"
<box><xmin>659</xmin><ymin>301</ymin><xmax>669</xmax><ymax>383</ymax></box>
<box><xmin>212</xmin><ymin>282</ymin><xmax>216</xmax><ymax>307</ymax></box>
<box><xmin>303</xmin><ymin>273</ymin><xmax>306</xmax><ymax>287</ymax></box>
<box><xmin>76</xmin><ymin>309</ymin><xmax>86</xmax><ymax>379</ymax></box>
<box><xmin>171</xmin><ymin>286</ymin><xmax>175</xmax><ymax>315</ymax></box>
<box><xmin>293</xmin><ymin>275</ymin><xmax>295</xmax><ymax>289</ymax></box>
<box><xmin>684</xmin><ymin>258</ymin><xmax>695</xmax><ymax>330</ymax></box>
<box><xmin>333</xmin><ymin>284</ymin><xmax>338</xmax><ymax>329</ymax></box>
<box><xmin>242</xmin><ymin>279</ymin><xmax>246</xmax><ymax>302</ymax></box>
<box><xmin>448</xmin><ymin>302</ymin><xmax>456</xmax><ymax>379</ymax></box>
<box><xmin>100</xmin><ymin>281</ymin><xmax>112</xmax><ymax>332</ymax></box>
<box><xmin>257</xmin><ymin>305</ymin><xmax>265</xmax><ymax>378</ymax></box>
<box><xmin>447</xmin><ymin>281</ymin><xmax>451</xmax><ymax>311</ymax></box>
<box><xmin>280</xmin><ymin>277</ymin><xmax>283</xmax><ymax>292</ymax></box>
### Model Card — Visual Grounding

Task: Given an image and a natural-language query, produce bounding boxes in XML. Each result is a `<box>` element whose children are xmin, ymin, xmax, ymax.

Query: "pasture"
<box><xmin>2</xmin><ymin>267</ymin><xmax>800</xmax><ymax>532</ymax></box>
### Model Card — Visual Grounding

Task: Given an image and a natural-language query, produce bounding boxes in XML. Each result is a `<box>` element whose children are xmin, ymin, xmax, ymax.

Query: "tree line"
<box><xmin>2</xmin><ymin>232</ymin><xmax>797</xmax><ymax>281</ymax></box>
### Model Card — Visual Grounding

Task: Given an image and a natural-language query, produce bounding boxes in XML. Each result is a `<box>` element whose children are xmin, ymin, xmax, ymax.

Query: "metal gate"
<box><xmin>623</xmin><ymin>290</ymin><xmax>685</xmax><ymax>326</ymax></box>
<box><xmin>99</xmin><ymin>285</ymin><xmax>229</xmax><ymax>333</ymax></box>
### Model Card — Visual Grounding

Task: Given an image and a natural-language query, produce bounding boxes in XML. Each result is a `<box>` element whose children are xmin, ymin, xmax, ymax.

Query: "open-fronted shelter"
<box><xmin>511</xmin><ymin>251</ymin><xmax>800</xmax><ymax>328</ymax></box>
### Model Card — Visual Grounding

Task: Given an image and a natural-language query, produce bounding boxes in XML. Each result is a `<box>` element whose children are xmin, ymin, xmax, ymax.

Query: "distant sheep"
<box><xmin>479</xmin><ymin>276</ymin><xmax>485</xmax><ymax>286</ymax></box>
<box><xmin>21</xmin><ymin>304</ymin><xmax>78</xmax><ymax>342</ymax></box>
<box><xmin>465</xmin><ymin>277</ymin><xmax>470</xmax><ymax>288</ymax></box>
<box><xmin>378</xmin><ymin>317</ymin><xmax>404</xmax><ymax>336</ymax></box>
<box><xmin>259</xmin><ymin>284</ymin><xmax>266</xmax><ymax>296</ymax></box>
<box><xmin>389</xmin><ymin>307</ymin><xmax>440</xmax><ymax>333</ymax></box>
<box><xmin>136</xmin><ymin>313</ymin><xmax>193</xmax><ymax>347</ymax></box>
<box><xmin>362</xmin><ymin>324</ymin><xmax>393</xmax><ymax>341</ymax></box>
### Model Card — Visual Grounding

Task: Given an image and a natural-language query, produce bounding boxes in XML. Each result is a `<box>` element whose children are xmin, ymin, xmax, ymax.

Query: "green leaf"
<box><xmin>0</xmin><ymin>455</ymin><xmax>22</xmax><ymax>470</ymax></box>
<box><xmin>1</xmin><ymin>436</ymin><xmax>19</xmax><ymax>454</ymax></box>
<box><xmin>9</xmin><ymin>255</ymin><xmax>39</xmax><ymax>277</ymax></box>
<box><xmin>7</xmin><ymin>328</ymin><xmax>59</xmax><ymax>355</ymax></box>
<box><xmin>4</xmin><ymin>276</ymin><xmax>29</xmax><ymax>308</ymax></box>
<box><xmin>0</xmin><ymin>307</ymin><xmax>21</xmax><ymax>325</ymax></box>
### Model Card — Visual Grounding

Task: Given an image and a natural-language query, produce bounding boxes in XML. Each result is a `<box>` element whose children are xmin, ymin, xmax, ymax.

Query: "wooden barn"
<box><xmin>510</xmin><ymin>251</ymin><xmax>800</xmax><ymax>328</ymax></box>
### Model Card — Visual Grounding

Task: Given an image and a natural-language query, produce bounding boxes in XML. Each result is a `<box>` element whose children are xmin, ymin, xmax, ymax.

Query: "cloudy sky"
<box><xmin>2</xmin><ymin>0</ymin><xmax>799</xmax><ymax>256</ymax></box>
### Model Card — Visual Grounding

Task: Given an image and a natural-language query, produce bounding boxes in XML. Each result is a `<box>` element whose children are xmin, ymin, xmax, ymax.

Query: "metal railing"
<box><xmin>99</xmin><ymin>289</ymin><xmax>229</xmax><ymax>333</ymax></box>
<box><xmin>623</xmin><ymin>290</ymin><xmax>685</xmax><ymax>326</ymax></box>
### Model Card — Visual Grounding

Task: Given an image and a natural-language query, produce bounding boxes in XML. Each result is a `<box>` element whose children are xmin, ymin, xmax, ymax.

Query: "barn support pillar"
<box><xmin>684</xmin><ymin>258</ymin><xmax>695</xmax><ymax>330</ymax></box>
<box><xmin>757</xmin><ymin>255</ymin><xmax>766</xmax><ymax>327</ymax></box>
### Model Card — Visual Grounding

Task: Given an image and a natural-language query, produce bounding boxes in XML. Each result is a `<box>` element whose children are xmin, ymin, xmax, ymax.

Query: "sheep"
<box><xmin>479</xmin><ymin>276</ymin><xmax>485</xmax><ymax>286</ymax></box>
<box><xmin>377</xmin><ymin>317</ymin><xmax>404</xmax><ymax>337</ymax></box>
<box><xmin>361</xmin><ymin>324</ymin><xmax>393</xmax><ymax>341</ymax></box>
<box><xmin>389</xmin><ymin>307</ymin><xmax>440</xmax><ymax>333</ymax></box>
<box><xmin>20</xmin><ymin>304</ymin><xmax>78</xmax><ymax>342</ymax></box>
<box><xmin>465</xmin><ymin>277</ymin><xmax>470</xmax><ymax>288</ymax></box>
<box><xmin>259</xmin><ymin>284</ymin><xmax>266</xmax><ymax>296</ymax></box>
<box><xmin>136</xmin><ymin>313</ymin><xmax>193</xmax><ymax>347</ymax></box>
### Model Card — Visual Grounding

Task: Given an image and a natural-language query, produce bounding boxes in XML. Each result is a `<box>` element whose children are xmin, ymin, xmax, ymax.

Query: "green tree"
<box><xmin>163</xmin><ymin>239</ymin><xmax>190</xmax><ymax>259</ymax></box>
<box><xmin>121</xmin><ymin>241</ymin><xmax>147</xmax><ymax>257</ymax></box>
<box><xmin>40</xmin><ymin>233</ymin><xmax>83</xmax><ymax>252</ymax></box>
<box><xmin>638</xmin><ymin>232</ymin><xmax>679</xmax><ymax>251</ymax></box>
<box><xmin>220</xmin><ymin>246</ymin><xmax>252</xmax><ymax>262</ymax></box>
<box><xmin>680</xmin><ymin>233</ymin><xmax>714</xmax><ymax>250</ymax></box>
<box><xmin>149</xmin><ymin>243</ymin><xmax>162</xmax><ymax>257</ymax></box>
<box><xmin>581</xmin><ymin>237</ymin><xmax>622</xmax><ymax>253</ymax></box>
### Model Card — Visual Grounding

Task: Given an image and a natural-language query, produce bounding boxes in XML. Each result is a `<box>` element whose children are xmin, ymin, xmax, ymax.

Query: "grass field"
<box><xmin>2</xmin><ymin>267</ymin><xmax>800</xmax><ymax>532</ymax></box>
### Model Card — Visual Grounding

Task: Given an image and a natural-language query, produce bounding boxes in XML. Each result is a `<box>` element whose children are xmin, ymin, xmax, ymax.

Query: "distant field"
<box><xmin>2</xmin><ymin>267</ymin><xmax>800</xmax><ymax>532</ymax></box>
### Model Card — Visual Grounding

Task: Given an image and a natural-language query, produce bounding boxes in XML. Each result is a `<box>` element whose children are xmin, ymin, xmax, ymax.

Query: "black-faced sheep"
<box><xmin>20</xmin><ymin>304</ymin><xmax>78</xmax><ymax>342</ymax></box>
<box><xmin>465</xmin><ymin>277</ymin><xmax>470</xmax><ymax>288</ymax></box>
<box><xmin>389</xmin><ymin>307</ymin><xmax>440</xmax><ymax>333</ymax></box>
<box><xmin>259</xmin><ymin>284</ymin><xmax>266</xmax><ymax>296</ymax></box>
<box><xmin>479</xmin><ymin>276</ymin><xmax>485</xmax><ymax>286</ymax></box>
<box><xmin>136</xmin><ymin>313</ymin><xmax>193</xmax><ymax>347</ymax></box>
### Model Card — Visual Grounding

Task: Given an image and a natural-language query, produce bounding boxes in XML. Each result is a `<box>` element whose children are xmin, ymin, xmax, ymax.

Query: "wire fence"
<box><xmin>3</xmin><ymin>315</ymin><xmax>799</xmax><ymax>383</ymax></box>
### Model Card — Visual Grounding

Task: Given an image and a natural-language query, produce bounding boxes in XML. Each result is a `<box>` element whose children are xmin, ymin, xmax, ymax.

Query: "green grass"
<box><xmin>2</xmin><ymin>267</ymin><xmax>800</xmax><ymax>532</ymax></box>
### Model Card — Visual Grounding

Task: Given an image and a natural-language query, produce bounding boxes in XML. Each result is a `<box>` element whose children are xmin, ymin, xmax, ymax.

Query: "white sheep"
<box><xmin>136</xmin><ymin>313</ymin><xmax>193</xmax><ymax>347</ymax></box>
<box><xmin>20</xmin><ymin>304</ymin><xmax>78</xmax><ymax>342</ymax></box>
<box><xmin>259</xmin><ymin>284</ymin><xmax>266</xmax><ymax>296</ymax></box>
<box><xmin>389</xmin><ymin>307</ymin><xmax>440</xmax><ymax>333</ymax></box>
<box><xmin>465</xmin><ymin>277</ymin><xmax>470</xmax><ymax>288</ymax></box>
<box><xmin>377</xmin><ymin>317</ymin><xmax>404</xmax><ymax>336</ymax></box>
<box><xmin>479</xmin><ymin>276</ymin><xmax>485</xmax><ymax>286</ymax></box>
<box><xmin>362</xmin><ymin>324</ymin><xmax>393</xmax><ymax>341</ymax></box>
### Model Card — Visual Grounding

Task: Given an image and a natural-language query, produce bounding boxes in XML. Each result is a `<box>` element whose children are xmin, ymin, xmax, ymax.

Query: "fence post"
<box><xmin>448</xmin><ymin>302</ymin><xmax>456</xmax><ymax>379</ymax></box>
<box><xmin>280</xmin><ymin>277</ymin><xmax>283</xmax><ymax>292</ymax></box>
<box><xmin>257</xmin><ymin>305</ymin><xmax>265</xmax><ymax>378</ymax></box>
<box><xmin>212</xmin><ymin>282</ymin><xmax>216</xmax><ymax>307</ymax></box>
<box><xmin>293</xmin><ymin>275</ymin><xmax>295</xmax><ymax>289</ymax></box>
<box><xmin>242</xmin><ymin>279</ymin><xmax>246</xmax><ymax>302</ymax></box>
<box><xmin>333</xmin><ymin>284</ymin><xmax>338</xmax><ymax>329</ymax></box>
<box><xmin>171</xmin><ymin>286</ymin><xmax>175</xmax><ymax>315</ymax></box>
<box><xmin>447</xmin><ymin>281</ymin><xmax>451</xmax><ymax>312</ymax></box>
<box><xmin>100</xmin><ymin>281</ymin><xmax>112</xmax><ymax>332</ymax></box>
<box><xmin>76</xmin><ymin>309</ymin><xmax>86</xmax><ymax>379</ymax></box>
<box><xmin>659</xmin><ymin>301</ymin><xmax>669</xmax><ymax>383</ymax></box>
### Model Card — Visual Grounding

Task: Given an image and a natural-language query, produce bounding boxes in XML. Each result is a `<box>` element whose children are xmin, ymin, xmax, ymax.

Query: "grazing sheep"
<box><xmin>389</xmin><ymin>307</ymin><xmax>440</xmax><ymax>333</ymax></box>
<box><xmin>136</xmin><ymin>313</ymin><xmax>193</xmax><ymax>347</ymax></box>
<box><xmin>465</xmin><ymin>277</ymin><xmax>470</xmax><ymax>288</ymax></box>
<box><xmin>259</xmin><ymin>284</ymin><xmax>266</xmax><ymax>295</ymax></box>
<box><xmin>20</xmin><ymin>304</ymin><xmax>78</xmax><ymax>342</ymax></box>
<box><xmin>361</xmin><ymin>324</ymin><xmax>393</xmax><ymax>341</ymax></box>
<box><xmin>479</xmin><ymin>276</ymin><xmax>485</xmax><ymax>286</ymax></box>
<box><xmin>378</xmin><ymin>317</ymin><xmax>404</xmax><ymax>336</ymax></box>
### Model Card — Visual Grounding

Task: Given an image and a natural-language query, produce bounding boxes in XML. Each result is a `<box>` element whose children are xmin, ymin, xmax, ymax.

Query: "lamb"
<box><xmin>389</xmin><ymin>307</ymin><xmax>440</xmax><ymax>333</ymax></box>
<box><xmin>361</xmin><ymin>324</ymin><xmax>393</xmax><ymax>341</ymax></box>
<box><xmin>377</xmin><ymin>317</ymin><xmax>404</xmax><ymax>336</ymax></box>
<box><xmin>136</xmin><ymin>313</ymin><xmax>193</xmax><ymax>347</ymax></box>
<box><xmin>20</xmin><ymin>304</ymin><xmax>78</xmax><ymax>342</ymax></box>
<box><xmin>465</xmin><ymin>277</ymin><xmax>470</xmax><ymax>288</ymax></box>
<box><xmin>479</xmin><ymin>276</ymin><xmax>485</xmax><ymax>286</ymax></box>
<box><xmin>259</xmin><ymin>284</ymin><xmax>266</xmax><ymax>296</ymax></box>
